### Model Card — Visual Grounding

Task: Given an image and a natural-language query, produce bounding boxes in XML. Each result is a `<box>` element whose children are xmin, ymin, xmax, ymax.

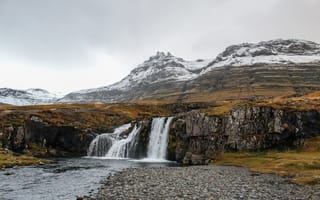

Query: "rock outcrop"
<box><xmin>169</xmin><ymin>105</ymin><xmax>320</xmax><ymax>164</ymax></box>
<box><xmin>1</xmin><ymin>104</ymin><xmax>319</xmax><ymax>163</ymax></box>
<box><xmin>1</xmin><ymin>116</ymin><xmax>96</xmax><ymax>156</ymax></box>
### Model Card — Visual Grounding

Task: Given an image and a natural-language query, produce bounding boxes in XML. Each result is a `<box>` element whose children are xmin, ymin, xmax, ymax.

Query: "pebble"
<box><xmin>89</xmin><ymin>166</ymin><xmax>320</xmax><ymax>200</ymax></box>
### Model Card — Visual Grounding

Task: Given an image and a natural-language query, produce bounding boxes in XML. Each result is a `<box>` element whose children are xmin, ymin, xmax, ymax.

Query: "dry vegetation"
<box><xmin>0</xmin><ymin>103</ymin><xmax>177</xmax><ymax>131</ymax></box>
<box><xmin>0</xmin><ymin>148</ymin><xmax>52</xmax><ymax>168</ymax></box>
<box><xmin>205</xmin><ymin>91</ymin><xmax>320</xmax><ymax>186</ymax></box>
<box><xmin>1</xmin><ymin>90</ymin><xmax>319</xmax><ymax>128</ymax></box>
<box><xmin>199</xmin><ymin>100</ymin><xmax>241</xmax><ymax>116</ymax></box>
<box><xmin>252</xmin><ymin>91</ymin><xmax>320</xmax><ymax>112</ymax></box>
<box><xmin>199</xmin><ymin>90</ymin><xmax>320</xmax><ymax>117</ymax></box>
<box><xmin>212</xmin><ymin>136</ymin><xmax>320</xmax><ymax>186</ymax></box>
<box><xmin>0</xmin><ymin>91</ymin><xmax>319</xmax><ymax>169</ymax></box>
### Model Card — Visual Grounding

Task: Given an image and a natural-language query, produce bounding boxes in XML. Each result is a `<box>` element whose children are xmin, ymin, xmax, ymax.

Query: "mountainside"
<box><xmin>202</xmin><ymin>39</ymin><xmax>320</xmax><ymax>73</ymax></box>
<box><xmin>0</xmin><ymin>88</ymin><xmax>59</xmax><ymax>105</ymax></box>
<box><xmin>59</xmin><ymin>52</ymin><xmax>211</xmax><ymax>103</ymax></box>
<box><xmin>60</xmin><ymin>39</ymin><xmax>320</xmax><ymax>104</ymax></box>
<box><xmin>2</xmin><ymin>39</ymin><xmax>319</xmax><ymax>105</ymax></box>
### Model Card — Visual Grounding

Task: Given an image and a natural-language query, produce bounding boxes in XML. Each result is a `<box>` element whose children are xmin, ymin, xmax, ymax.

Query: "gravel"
<box><xmin>90</xmin><ymin>166</ymin><xmax>320</xmax><ymax>200</ymax></box>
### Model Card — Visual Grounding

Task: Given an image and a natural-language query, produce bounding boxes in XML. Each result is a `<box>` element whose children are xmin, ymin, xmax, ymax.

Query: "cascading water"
<box><xmin>146</xmin><ymin>117</ymin><xmax>173</xmax><ymax>160</ymax></box>
<box><xmin>87</xmin><ymin>134</ymin><xmax>114</xmax><ymax>157</ymax></box>
<box><xmin>106</xmin><ymin>125</ymin><xmax>141</xmax><ymax>158</ymax></box>
<box><xmin>87</xmin><ymin>117</ymin><xmax>173</xmax><ymax>161</ymax></box>
<box><xmin>87</xmin><ymin>123</ymin><xmax>131</xmax><ymax>157</ymax></box>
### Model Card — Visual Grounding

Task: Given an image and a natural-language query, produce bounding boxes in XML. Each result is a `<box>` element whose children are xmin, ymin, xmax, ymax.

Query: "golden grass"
<box><xmin>211</xmin><ymin>136</ymin><xmax>320</xmax><ymax>186</ymax></box>
<box><xmin>0</xmin><ymin>103</ymin><xmax>178</xmax><ymax>131</ymax></box>
<box><xmin>253</xmin><ymin>90</ymin><xmax>320</xmax><ymax>112</ymax></box>
<box><xmin>200</xmin><ymin>101</ymin><xmax>240</xmax><ymax>116</ymax></box>
<box><xmin>0</xmin><ymin>148</ymin><xmax>52</xmax><ymax>168</ymax></box>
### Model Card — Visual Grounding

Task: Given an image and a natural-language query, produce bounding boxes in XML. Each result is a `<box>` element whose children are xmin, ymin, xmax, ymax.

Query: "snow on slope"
<box><xmin>76</xmin><ymin>52</ymin><xmax>211</xmax><ymax>94</ymax></box>
<box><xmin>78</xmin><ymin>39</ymin><xmax>320</xmax><ymax>95</ymax></box>
<box><xmin>31</xmin><ymin>39</ymin><xmax>320</xmax><ymax>104</ymax></box>
<box><xmin>0</xmin><ymin>88</ymin><xmax>60</xmax><ymax>105</ymax></box>
<box><xmin>202</xmin><ymin>39</ymin><xmax>320</xmax><ymax>74</ymax></box>
<box><xmin>62</xmin><ymin>39</ymin><xmax>320</xmax><ymax>103</ymax></box>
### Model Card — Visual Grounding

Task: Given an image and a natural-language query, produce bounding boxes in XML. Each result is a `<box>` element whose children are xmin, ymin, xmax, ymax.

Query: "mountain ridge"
<box><xmin>2</xmin><ymin>39</ymin><xmax>320</xmax><ymax>105</ymax></box>
<box><xmin>0</xmin><ymin>88</ymin><xmax>60</xmax><ymax>105</ymax></box>
<box><xmin>61</xmin><ymin>39</ymin><xmax>320</xmax><ymax>103</ymax></box>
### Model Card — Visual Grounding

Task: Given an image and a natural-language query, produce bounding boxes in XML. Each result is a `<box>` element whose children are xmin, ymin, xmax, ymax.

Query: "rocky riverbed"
<box><xmin>91</xmin><ymin>166</ymin><xmax>320</xmax><ymax>200</ymax></box>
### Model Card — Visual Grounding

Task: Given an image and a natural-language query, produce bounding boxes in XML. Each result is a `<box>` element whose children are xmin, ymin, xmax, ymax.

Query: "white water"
<box><xmin>87</xmin><ymin>117</ymin><xmax>173</xmax><ymax>161</ymax></box>
<box><xmin>147</xmin><ymin>117</ymin><xmax>173</xmax><ymax>160</ymax></box>
<box><xmin>106</xmin><ymin>125</ymin><xmax>141</xmax><ymax>158</ymax></box>
<box><xmin>87</xmin><ymin>123</ymin><xmax>131</xmax><ymax>156</ymax></box>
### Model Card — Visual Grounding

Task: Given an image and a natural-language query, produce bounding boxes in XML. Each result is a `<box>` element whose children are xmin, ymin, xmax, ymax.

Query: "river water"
<box><xmin>0</xmin><ymin>157</ymin><xmax>176</xmax><ymax>200</ymax></box>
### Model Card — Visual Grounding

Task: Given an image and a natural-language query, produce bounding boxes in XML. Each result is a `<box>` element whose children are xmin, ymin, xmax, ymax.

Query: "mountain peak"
<box><xmin>201</xmin><ymin>39</ymin><xmax>320</xmax><ymax>73</ymax></box>
<box><xmin>145</xmin><ymin>51</ymin><xmax>182</xmax><ymax>63</ymax></box>
<box><xmin>67</xmin><ymin>52</ymin><xmax>211</xmax><ymax>100</ymax></box>
<box><xmin>218</xmin><ymin>39</ymin><xmax>320</xmax><ymax>60</ymax></box>
<box><xmin>0</xmin><ymin>88</ymin><xmax>59</xmax><ymax>105</ymax></box>
<box><xmin>60</xmin><ymin>38</ymin><xmax>320</xmax><ymax>104</ymax></box>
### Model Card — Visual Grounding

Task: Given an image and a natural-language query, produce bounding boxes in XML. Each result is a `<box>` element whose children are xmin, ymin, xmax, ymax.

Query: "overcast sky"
<box><xmin>1</xmin><ymin>0</ymin><xmax>320</xmax><ymax>94</ymax></box>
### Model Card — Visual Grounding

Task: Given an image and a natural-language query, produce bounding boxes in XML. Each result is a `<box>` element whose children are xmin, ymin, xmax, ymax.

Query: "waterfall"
<box><xmin>87</xmin><ymin>134</ymin><xmax>114</xmax><ymax>157</ymax></box>
<box><xmin>87</xmin><ymin>116</ymin><xmax>173</xmax><ymax>161</ymax></box>
<box><xmin>87</xmin><ymin>123</ymin><xmax>131</xmax><ymax>157</ymax></box>
<box><xmin>147</xmin><ymin>117</ymin><xmax>173</xmax><ymax>160</ymax></box>
<box><xmin>106</xmin><ymin>125</ymin><xmax>141</xmax><ymax>158</ymax></box>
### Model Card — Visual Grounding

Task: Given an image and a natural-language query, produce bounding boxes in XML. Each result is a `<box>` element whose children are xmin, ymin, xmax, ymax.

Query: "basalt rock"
<box><xmin>1</xmin><ymin>116</ymin><xmax>96</xmax><ymax>156</ymax></box>
<box><xmin>24</xmin><ymin>117</ymin><xmax>95</xmax><ymax>156</ymax></box>
<box><xmin>1</xmin><ymin>126</ymin><xmax>25</xmax><ymax>151</ymax></box>
<box><xmin>169</xmin><ymin>105</ymin><xmax>320</xmax><ymax>164</ymax></box>
<box><xmin>127</xmin><ymin>120</ymin><xmax>152</xmax><ymax>158</ymax></box>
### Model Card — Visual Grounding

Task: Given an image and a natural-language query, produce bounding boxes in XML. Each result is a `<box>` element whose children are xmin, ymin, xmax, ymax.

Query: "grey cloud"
<box><xmin>0</xmin><ymin>0</ymin><xmax>319</xmax><ymax>90</ymax></box>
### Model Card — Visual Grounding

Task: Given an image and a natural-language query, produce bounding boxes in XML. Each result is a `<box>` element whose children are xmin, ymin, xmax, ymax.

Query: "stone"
<box><xmin>169</xmin><ymin>105</ymin><xmax>320</xmax><ymax>164</ymax></box>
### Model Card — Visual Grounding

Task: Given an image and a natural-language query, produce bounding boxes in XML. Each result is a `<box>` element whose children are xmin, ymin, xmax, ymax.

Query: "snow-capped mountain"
<box><xmin>0</xmin><ymin>88</ymin><xmax>60</xmax><ymax>105</ymax></box>
<box><xmin>61</xmin><ymin>39</ymin><xmax>320</xmax><ymax>103</ymax></box>
<box><xmin>60</xmin><ymin>52</ymin><xmax>211</xmax><ymax>102</ymax></box>
<box><xmin>4</xmin><ymin>39</ymin><xmax>320</xmax><ymax>105</ymax></box>
<box><xmin>202</xmin><ymin>39</ymin><xmax>320</xmax><ymax>73</ymax></box>
<box><xmin>81</xmin><ymin>52</ymin><xmax>210</xmax><ymax>93</ymax></box>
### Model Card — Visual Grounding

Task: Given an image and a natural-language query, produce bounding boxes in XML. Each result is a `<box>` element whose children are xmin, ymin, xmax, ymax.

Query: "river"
<box><xmin>0</xmin><ymin>157</ymin><xmax>176</xmax><ymax>200</ymax></box>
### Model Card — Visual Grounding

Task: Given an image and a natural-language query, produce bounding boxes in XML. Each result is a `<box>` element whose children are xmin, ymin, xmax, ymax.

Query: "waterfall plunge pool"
<box><xmin>0</xmin><ymin>157</ymin><xmax>178</xmax><ymax>200</ymax></box>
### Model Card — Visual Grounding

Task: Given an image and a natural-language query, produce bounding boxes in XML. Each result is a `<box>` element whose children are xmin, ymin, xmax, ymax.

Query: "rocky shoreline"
<box><xmin>90</xmin><ymin>166</ymin><xmax>320</xmax><ymax>200</ymax></box>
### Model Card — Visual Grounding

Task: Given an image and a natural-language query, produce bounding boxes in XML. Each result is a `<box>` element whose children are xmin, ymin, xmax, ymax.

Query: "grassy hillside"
<box><xmin>0</xmin><ymin>103</ymin><xmax>172</xmax><ymax>131</ymax></box>
<box><xmin>212</xmin><ymin>136</ymin><xmax>320</xmax><ymax>186</ymax></box>
<box><xmin>0</xmin><ymin>102</ymin><xmax>214</xmax><ymax>132</ymax></box>
<box><xmin>1</xmin><ymin>89</ymin><xmax>319</xmax><ymax>130</ymax></box>
<box><xmin>135</xmin><ymin>64</ymin><xmax>320</xmax><ymax>103</ymax></box>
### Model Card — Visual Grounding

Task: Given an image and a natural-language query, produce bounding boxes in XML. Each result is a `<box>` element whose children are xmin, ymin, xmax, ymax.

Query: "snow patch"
<box><xmin>0</xmin><ymin>88</ymin><xmax>60</xmax><ymax>105</ymax></box>
<box><xmin>202</xmin><ymin>55</ymin><xmax>320</xmax><ymax>74</ymax></box>
<box><xmin>74</xmin><ymin>52</ymin><xmax>211</xmax><ymax>94</ymax></box>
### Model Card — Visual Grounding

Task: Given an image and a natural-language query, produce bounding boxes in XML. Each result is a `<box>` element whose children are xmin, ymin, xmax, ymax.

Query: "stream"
<box><xmin>0</xmin><ymin>157</ymin><xmax>176</xmax><ymax>200</ymax></box>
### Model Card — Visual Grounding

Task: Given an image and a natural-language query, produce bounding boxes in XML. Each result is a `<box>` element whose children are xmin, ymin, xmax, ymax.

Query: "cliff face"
<box><xmin>1</xmin><ymin>104</ymin><xmax>319</xmax><ymax>163</ymax></box>
<box><xmin>1</xmin><ymin>116</ymin><xmax>96</xmax><ymax>156</ymax></box>
<box><xmin>0</xmin><ymin>103</ymin><xmax>179</xmax><ymax>157</ymax></box>
<box><xmin>169</xmin><ymin>106</ymin><xmax>320</xmax><ymax>164</ymax></box>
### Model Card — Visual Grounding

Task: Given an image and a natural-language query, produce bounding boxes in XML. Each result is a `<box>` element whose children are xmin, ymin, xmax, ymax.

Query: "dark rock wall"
<box><xmin>1</xmin><ymin>105</ymin><xmax>319</xmax><ymax>162</ymax></box>
<box><xmin>169</xmin><ymin>106</ymin><xmax>320</xmax><ymax>164</ymax></box>
<box><xmin>1</xmin><ymin>115</ymin><xmax>96</xmax><ymax>156</ymax></box>
<box><xmin>127</xmin><ymin>120</ymin><xmax>152</xmax><ymax>158</ymax></box>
